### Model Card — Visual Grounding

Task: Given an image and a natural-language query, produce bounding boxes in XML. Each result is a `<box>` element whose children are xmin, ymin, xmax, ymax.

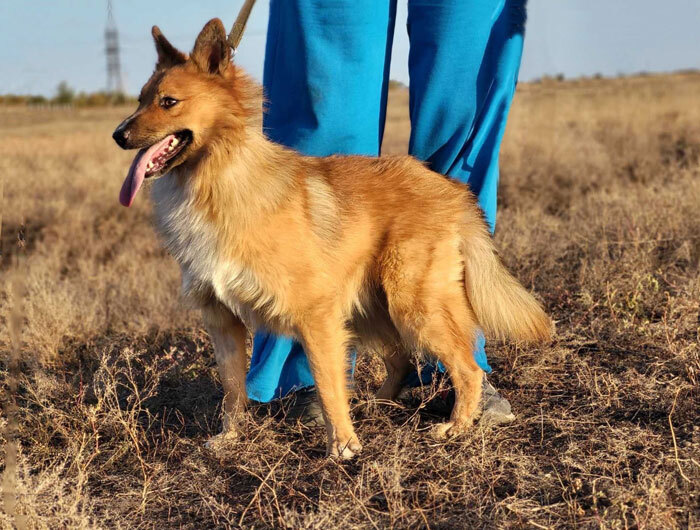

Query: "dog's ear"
<box><xmin>152</xmin><ymin>26</ymin><xmax>186</xmax><ymax>69</ymax></box>
<box><xmin>191</xmin><ymin>18</ymin><xmax>231</xmax><ymax>75</ymax></box>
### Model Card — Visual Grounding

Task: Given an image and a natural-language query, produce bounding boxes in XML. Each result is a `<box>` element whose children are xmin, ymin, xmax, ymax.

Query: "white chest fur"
<box><xmin>150</xmin><ymin>174</ymin><xmax>276</xmax><ymax>330</ymax></box>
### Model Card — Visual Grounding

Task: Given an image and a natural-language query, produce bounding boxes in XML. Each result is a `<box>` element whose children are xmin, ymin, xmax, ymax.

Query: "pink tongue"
<box><xmin>119</xmin><ymin>135</ymin><xmax>176</xmax><ymax>207</ymax></box>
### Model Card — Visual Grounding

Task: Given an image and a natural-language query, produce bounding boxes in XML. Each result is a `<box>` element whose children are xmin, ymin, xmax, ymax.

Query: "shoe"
<box><xmin>284</xmin><ymin>388</ymin><xmax>325</xmax><ymax>427</ymax></box>
<box><xmin>401</xmin><ymin>374</ymin><xmax>516</xmax><ymax>425</ymax></box>
<box><xmin>479</xmin><ymin>376</ymin><xmax>516</xmax><ymax>425</ymax></box>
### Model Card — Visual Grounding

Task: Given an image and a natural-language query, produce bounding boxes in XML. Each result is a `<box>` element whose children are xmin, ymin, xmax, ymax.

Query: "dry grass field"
<box><xmin>1</xmin><ymin>73</ymin><xmax>699</xmax><ymax>528</ymax></box>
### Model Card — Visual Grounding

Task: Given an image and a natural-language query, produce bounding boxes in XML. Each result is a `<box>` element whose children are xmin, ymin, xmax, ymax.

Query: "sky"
<box><xmin>0</xmin><ymin>0</ymin><xmax>699</xmax><ymax>96</ymax></box>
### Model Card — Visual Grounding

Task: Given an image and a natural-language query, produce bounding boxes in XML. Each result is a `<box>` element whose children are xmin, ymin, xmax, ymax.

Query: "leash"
<box><xmin>227</xmin><ymin>0</ymin><xmax>257</xmax><ymax>55</ymax></box>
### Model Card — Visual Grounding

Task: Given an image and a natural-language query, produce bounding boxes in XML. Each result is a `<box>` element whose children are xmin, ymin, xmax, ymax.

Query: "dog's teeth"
<box><xmin>168</xmin><ymin>146</ymin><xmax>174</xmax><ymax>152</ymax></box>
<box><xmin>147</xmin><ymin>161</ymin><xmax>154</xmax><ymax>169</ymax></box>
<box><xmin>171</xmin><ymin>138</ymin><xmax>179</xmax><ymax>147</ymax></box>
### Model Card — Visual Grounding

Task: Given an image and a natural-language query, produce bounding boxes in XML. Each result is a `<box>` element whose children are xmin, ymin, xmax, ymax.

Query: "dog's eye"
<box><xmin>160</xmin><ymin>97</ymin><xmax>178</xmax><ymax>109</ymax></box>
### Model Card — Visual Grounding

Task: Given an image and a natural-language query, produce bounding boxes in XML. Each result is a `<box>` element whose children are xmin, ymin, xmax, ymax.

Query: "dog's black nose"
<box><xmin>112</xmin><ymin>127</ymin><xmax>130</xmax><ymax>149</ymax></box>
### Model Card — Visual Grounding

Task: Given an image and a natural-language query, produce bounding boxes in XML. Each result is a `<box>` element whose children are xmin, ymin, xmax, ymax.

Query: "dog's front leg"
<box><xmin>201</xmin><ymin>302</ymin><xmax>248</xmax><ymax>450</ymax></box>
<box><xmin>299</xmin><ymin>309</ymin><xmax>362</xmax><ymax>459</ymax></box>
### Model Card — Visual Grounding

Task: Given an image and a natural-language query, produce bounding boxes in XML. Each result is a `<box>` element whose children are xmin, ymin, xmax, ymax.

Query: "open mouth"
<box><xmin>119</xmin><ymin>130</ymin><xmax>192</xmax><ymax>207</ymax></box>
<box><xmin>144</xmin><ymin>130</ymin><xmax>192</xmax><ymax>178</ymax></box>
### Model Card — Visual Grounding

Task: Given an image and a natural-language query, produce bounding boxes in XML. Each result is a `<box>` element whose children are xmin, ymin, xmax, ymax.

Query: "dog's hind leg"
<box><xmin>422</xmin><ymin>301</ymin><xmax>483</xmax><ymax>439</ymax></box>
<box><xmin>201</xmin><ymin>302</ymin><xmax>248</xmax><ymax>448</ymax></box>
<box><xmin>395</xmin><ymin>291</ymin><xmax>483</xmax><ymax>437</ymax></box>
<box><xmin>382</xmin><ymin>239</ymin><xmax>483</xmax><ymax>437</ymax></box>
<box><xmin>354</xmin><ymin>304</ymin><xmax>412</xmax><ymax>401</ymax></box>
<box><xmin>376</xmin><ymin>345</ymin><xmax>413</xmax><ymax>401</ymax></box>
<box><xmin>298</xmin><ymin>307</ymin><xmax>361</xmax><ymax>459</ymax></box>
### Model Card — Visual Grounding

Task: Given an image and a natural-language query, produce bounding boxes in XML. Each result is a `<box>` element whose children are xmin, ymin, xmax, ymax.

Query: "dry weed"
<box><xmin>1</xmin><ymin>74</ymin><xmax>698</xmax><ymax>528</ymax></box>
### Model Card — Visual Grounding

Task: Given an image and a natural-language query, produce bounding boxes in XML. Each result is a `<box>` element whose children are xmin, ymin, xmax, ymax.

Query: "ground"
<box><xmin>1</xmin><ymin>73</ymin><xmax>699</xmax><ymax>528</ymax></box>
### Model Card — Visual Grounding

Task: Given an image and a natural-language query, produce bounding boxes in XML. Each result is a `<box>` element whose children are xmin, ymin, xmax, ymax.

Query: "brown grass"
<box><xmin>2</xmin><ymin>73</ymin><xmax>699</xmax><ymax>528</ymax></box>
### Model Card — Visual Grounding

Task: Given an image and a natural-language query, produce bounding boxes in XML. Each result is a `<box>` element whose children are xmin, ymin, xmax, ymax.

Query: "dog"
<box><xmin>112</xmin><ymin>19</ymin><xmax>552</xmax><ymax>459</ymax></box>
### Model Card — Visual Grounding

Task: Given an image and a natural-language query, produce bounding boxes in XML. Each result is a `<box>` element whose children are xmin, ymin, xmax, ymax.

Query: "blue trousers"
<box><xmin>246</xmin><ymin>0</ymin><xmax>527</xmax><ymax>402</ymax></box>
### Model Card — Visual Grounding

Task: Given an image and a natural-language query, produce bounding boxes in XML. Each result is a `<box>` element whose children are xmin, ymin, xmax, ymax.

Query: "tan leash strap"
<box><xmin>227</xmin><ymin>0</ymin><xmax>257</xmax><ymax>53</ymax></box>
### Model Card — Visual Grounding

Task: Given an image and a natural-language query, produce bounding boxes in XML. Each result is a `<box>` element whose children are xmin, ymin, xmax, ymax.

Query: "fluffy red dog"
<box><xmin>113</xmin><ymin>19</ymin><xmax>552</xmax><ymax>458</ymax></box>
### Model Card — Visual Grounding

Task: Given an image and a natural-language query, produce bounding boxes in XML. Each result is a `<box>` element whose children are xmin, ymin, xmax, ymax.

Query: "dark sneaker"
<box><xmin>284</xmin><ymin>388</ymin><xmax>325</xmax><ymax>427</ymax></box>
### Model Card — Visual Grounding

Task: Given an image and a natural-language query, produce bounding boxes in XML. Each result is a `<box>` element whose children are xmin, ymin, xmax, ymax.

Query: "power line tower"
<box><xmin>105</xmin><ymin>0</ymin><xmax>124</xmax><ymax>95</ymax></box>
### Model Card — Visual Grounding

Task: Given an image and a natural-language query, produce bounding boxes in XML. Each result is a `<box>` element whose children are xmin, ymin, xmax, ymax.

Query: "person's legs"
<box><xmin>247</xmin><ymin>0</ymin><xmax>397</xmax><ymax>403</ymax></box>
<box><xmin>405</xmin><ymin>0</ymin><xmax>526</xmax><ymax>377</ymax></box>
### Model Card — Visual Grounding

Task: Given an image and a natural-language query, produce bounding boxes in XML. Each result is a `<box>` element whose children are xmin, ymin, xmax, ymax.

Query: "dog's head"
<box><xmin>113</xmin><ymin>18</ymin><xmax>256</xmax><ymax>207</ymax></box>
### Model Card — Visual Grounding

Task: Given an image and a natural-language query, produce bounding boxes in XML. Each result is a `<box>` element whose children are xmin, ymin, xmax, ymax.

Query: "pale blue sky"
<box><xmin>1</xmin><ymin>1</ymin><xmax>698</xmax><ymax>96</ymax></box>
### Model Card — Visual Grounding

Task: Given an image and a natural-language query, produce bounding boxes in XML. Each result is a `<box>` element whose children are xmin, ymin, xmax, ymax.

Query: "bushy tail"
<box><xmin>460</xmin><ymin>220</ymin><xmax>552</xmax><ymax>343</ymax></box>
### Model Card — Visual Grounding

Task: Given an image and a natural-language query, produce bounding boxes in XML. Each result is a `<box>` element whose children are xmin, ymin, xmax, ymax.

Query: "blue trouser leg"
<box><xmin>246</xmin><ymin>0</ymin><xmax>397</xmax><ymax>402</ymax></box>
<box><xmin>402</xmin><ymin>0</ymin><xmax>527</xmax><ymax>383</ymax></box>
<box><xmin>247</xmin><ymin>0</ymin><xmax>526</xmax><ymax>401</ymax></box>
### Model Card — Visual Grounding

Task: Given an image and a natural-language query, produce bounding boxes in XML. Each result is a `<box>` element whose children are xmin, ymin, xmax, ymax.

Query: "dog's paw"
<box><xmin>327</xmin><ymin>436</ymin><xmax>363</xmax><ymax>460</ymax></box>
<box><xmin>204</xmin><ymin>430</ymin><xmax>238</xmax><ymax>452</ymax></box>
<box><xmin>430</xmin><ymin>420</ymin><xmax>473</xmax><ymax>440</ymax></box>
